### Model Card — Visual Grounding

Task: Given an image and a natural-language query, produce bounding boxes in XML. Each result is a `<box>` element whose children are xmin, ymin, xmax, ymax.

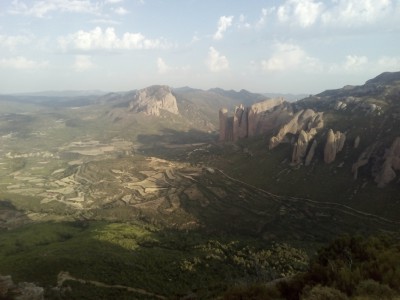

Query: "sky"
<box><xmin>0</xmin><ymin>0</ymin><xmax>399</xmax><ymax>94</ymax></box>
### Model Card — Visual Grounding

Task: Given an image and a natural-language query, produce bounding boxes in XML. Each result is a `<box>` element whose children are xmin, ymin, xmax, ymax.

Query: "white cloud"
<box><xmin>0</xmin><ymin>56</ymin><xmax>48</xmax><ymax>69</ymax></box>
<box><xmin>261</xmin><ymin>42</ymin><xmax>320</xmax><ymax>71</ymax></box>
<box><xmin>112</xmin><ymin>6</ymin><xmax>129</xmax><ymax>15</ymax></box>
<box><xmin>9</xmin><ymin>0</ymin><xmax>101</xmax><ymax>17</ymax></box>
<box><xmin>156</xmin><ymin>57</ymin><xmax>190</xmax><ymax>74</ymax></box>
<box><xmin>344</xmin><ymin>55</ymin><xmax>368</xmax><ymax>71</ymax></box>
<box><xmin>105</xmin><ymin>0</ymin><xmax>123</xmax><ymax>3</ymax></box>
<box><xmin>256</xmin><ymin>8</ymin><xmax>269</xmax><ymax>28</ymax></box>
<box><xmin>206</xmin><ymin>47</ymin><xmax>229</xmax><ymax>72</ymax></box>
<box><xmin>73</xmin><ymin>55</ymin><xmax>94</xmax><ymax>72</ymax></box>
<box><xmin>322</xmin><ymin>0</ymin><xmax>393</xmax><ymax>26</ymax></box>
<box><xmin>238</xmin><ymin>14</ymin><xmax>251</xmax><ymax>29</ymax></box>
<box><xmin>277</xmin><ymin>0</ymin><xmax>323</xmax><ymax>28</ymax></box>
<box><xmin>213</xmin><ymin>15</ymin><xmax>234</xmax><ymax>40</ymax></box>
<box><xmin>157</xmin><ymin>57</ymin><xmax>169</xmax><ymax>74</ymax></box>
<box><xmin>0</xmin><ymin>34</ymin><xmax>31</xmax><ymax>50</ymax></box>
<box><xmin>58</xmin><ymin>27</ymin><xmax>169</xmax><ymax>51</ymax></box>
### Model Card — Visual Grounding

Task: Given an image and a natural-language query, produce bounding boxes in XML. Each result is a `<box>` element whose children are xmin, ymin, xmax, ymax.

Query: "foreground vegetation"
<box><xmin>2</xmin><ymin>222</ymin><xmax>399</xmax><ymax>299</ymax></box>
<box><xmin>0</xmin><ymin>221</ymin><xmax>309</xmax><ymax>299</ymax></box>
<box><xmin>225</xmin><ymin>234</ymin><xmax>400</xmax><ymax>299</ymax></box>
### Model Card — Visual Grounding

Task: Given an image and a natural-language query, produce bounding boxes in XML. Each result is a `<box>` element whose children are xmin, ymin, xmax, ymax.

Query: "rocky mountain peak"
<box><xmin>129</xmin><ymin>85</ymin><xmax>179</xmax><ymax>116</ymax></box>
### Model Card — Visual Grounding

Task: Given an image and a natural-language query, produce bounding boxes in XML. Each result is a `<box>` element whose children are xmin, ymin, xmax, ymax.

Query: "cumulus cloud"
<box><xmin>238</xmin><ymin>14</ymin><xmax>251</xmax><ymax>29</ymax></box>
<box><xmin>0</xmin><ymin>56</ymin><xmax>48</xmax><ymax>69</ymax></box>
<box><xmin>322</xmin><ymin>0</ymin><xmax>393</xmax><ymax>26</ymax></box>
<box><xmin>344</xmin><ymin>55</ymin><xmax>368</xmax><ymax>71</ymax></box>
<box><xmin>256</xmin><ymin>8</ymin><xmax>269</xmax><ymax>28</ymax></box>
<box><xmin>58</xmin><ymin>27</ymin><xmax>169</xmax><ymax>51</ymax></box>
<box><xmin>157</xmin><ymin>57</ymin><xmax>169</xmax><ymax>74</ymax></box>
<box><xmin>9</xmin><ymin>0</ymin><xmax>101</xmax><ymax>18</ymax></box>
<box><xmin>112</xmin><ymin>6</ymin><xmax>129</xmax><ymax>15</ymax></box>
<box><xmin>73</xmin><ymin>55</ymin><xmax>94</xmax><ymax>71</ymax></box>
<box><xmin>261</xmin><ymin>42</ymin><xmax>320</xmax><ymax>71</ymax></box>
<box><xmin>105</xmin><ymin>0</ymin><xmax>123</xmax><ymax>3</ymax></box>
<box><xmin>0</xmin><ymin>34</ymin><xmax>31</xmax><ymax>50</ymax></box>
<box><xmin>206</xmin><ymin>47</ymin><xmax>229</xmax><ymax>72</ymax></box>
<box><xmin>277</xmin><ymin>0</ymin><xmax>323</xmax><ymax>28</ymax></box>
<box><xmin>213</xmin><ymin>15</ymin><xmax>234</xmax><ymax>40</ymax></box>
<box><xmin>156</xmin><ymin>57</ymin><xmax>190</xmax><ymax>74</ymax></box>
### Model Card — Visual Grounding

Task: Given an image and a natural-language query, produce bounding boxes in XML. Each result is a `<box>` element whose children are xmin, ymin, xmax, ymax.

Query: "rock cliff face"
<box><xmin>233</xmin><ymin>104</ymin><xmax>249</xmax><ymax>141</ymax></box>
<box><xmin>305</xmin><ymin>140</ymin><xmax>317</xmax><ymax>166</ymax></box>
<box><xmin>219</xmin><ymin>98</ymin><xmax>286</xmax><ymax>142</ymax></box>
<box><xmin>324</xmin><ymin>129</ymin><xmax>346</xmax><ymax>164</ymax></box>
<box><xmin>375</xmin><ymin>137</ymin><xmax>400</xmax><ymax>187</ymax></box>
<box><xmin>269</xmin><ymin>109</ymin><xmax>324</xmax><ymax>150</ymax></box>
<box><xmin>291</xmin><ymin>129</ymin><xmax>318</xmax><ymax>165</ymax></box>
<box><xmin>129</xmin><ymin>85</ymin><xmax>179</xmax><ymax>116</ymax></box>
<box><xmin>351</xmin><ymin>143</ymin><xmax>376</xmax><ymax>179</ymax></box>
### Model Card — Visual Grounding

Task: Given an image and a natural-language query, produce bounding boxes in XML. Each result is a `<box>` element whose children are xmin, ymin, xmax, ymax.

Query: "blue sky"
<box><xmin>0</xmin><ymin>0</ymin><xmax>399</xmax><ymax>94</ymax></box>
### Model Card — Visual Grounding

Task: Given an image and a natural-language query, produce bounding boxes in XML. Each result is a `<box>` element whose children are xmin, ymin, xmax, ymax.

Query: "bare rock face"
<box><xmin>0</xmin><ymin>275</ymin><xmax>44</xmax><ymax>300</ymax></box>
<box><xmin>291</xmin><ymin>130</ymin><xmax>318</xmax><ymax>165</ymax></box>
<box><xmin>305</xmin><ymin>140</ymin><xmax>318</xmax><ymax>166</ymax></box>
<box><xmin>129</xmin><ymin>85</ymin><xmax>179</xmax><ymax>116</ymax></box>
<box><xmin>351</xmin><ymin>143</ymin><xmax>376</xmax><ymax>179</ymax></box>
<box><xmin>219</xmin><ymin>108</ymin><xmax>229</xmax><ymax>141</ymax></box>
<box><xmin>375</xmin><ymin>137</ymin><xmax>400</xmax><ymax>187</ymax></box>
<box><xmin>324</xmin><ymin>129</ymin><xmax>346</xmax><ymax>164</ymax></box>
<box><xmin>233</xmin><ymin>104</ymin><xmax>248</xmax><ymax>141</ymax></box>
<box><xmin>219</xmin><ymin>98</ymin><xmax>286</xmax><ymax>142</ymax></box>
<box><xmin>248</xmin><ymin>99</ymin><xmax>291</xmax><ymax>137</ymax></box>
<box><xmin>269</xmin><ymin>109</ymin><xmax>324</xmax><ymax>150</ymax></box>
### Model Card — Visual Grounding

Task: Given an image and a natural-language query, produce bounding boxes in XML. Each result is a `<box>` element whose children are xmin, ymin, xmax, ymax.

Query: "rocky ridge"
<box><xmin>218</xmin><ymin>71</ymin><xmax>400</xmax><ymax>187</ymax></box>
<box><xmin>324</xmin><ymin>129</ymin><xmax>346</xmax><ymax>164</ymax></box>
<box><xmin>219</xmin><ymin>98</ymin><xmax>289</xmax><ymax>142</ymax></box>
<box><xmin>129</xmin><ymin>85</ymin><xmax>179</xmax><ymax>116</ymax></box>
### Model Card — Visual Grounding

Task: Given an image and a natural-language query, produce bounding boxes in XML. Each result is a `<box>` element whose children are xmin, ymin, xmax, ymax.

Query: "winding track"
<box><xmin>57</xmin><ymin>271</ymin><xmax>167</xmax><ymax>299</ymax></box>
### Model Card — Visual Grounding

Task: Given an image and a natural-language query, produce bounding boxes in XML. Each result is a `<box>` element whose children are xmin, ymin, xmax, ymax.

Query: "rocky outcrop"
<box><xmin>291</xmin><ymin>129</ymin><xmax>318</xmax><ymax>165</ymax></box>
<box><xmin>375</xmin><ymin>137</ymin><xmax>400</xmax><ymax>187</ymax></box>
<box><xmin>324</xmin><ymin>129</ymin><xmax>346</xmax><ymax>164</ymax></box>
<box><xmin>129</xmin><ymin>85</ymin><xmax>179</xmax><ymax>116</ymax></box>
<box><xmin>0</xmin><ymin>275</ymin><xmax>43</xmax><ymax>300</ymax></box>
<box><xmin>233</xmin><ymin>104</ymin><xmax>249</xmax><ymax>141</ymax></box>
<box><xmin>219</xmin><ymin>98</ymin><xmax>286</xmax><ymax>142</ymax></box>
<box><xmin>351</xmin><ymin>143</ymin><xmax>376</xmax><ymax>179</ymax></box>
<box><xmin>269</xmin><ymin>109</ymin><xmax>324</xmax><ymax>150</ymax></box>
<box><xmin>247</xmin><ymin>98</ymin><xmax>285</xmax><ymax>136</ymax></box>
<box><xmin>305</xmin><ymin>140</ymin><xmax>317</xmax><ymax>166</ymax></box>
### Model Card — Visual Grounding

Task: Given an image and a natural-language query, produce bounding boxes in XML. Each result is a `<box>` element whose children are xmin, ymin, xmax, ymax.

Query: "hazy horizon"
<box><xmin>0</xmin><ymin>0</ymin><xmax>399</xmax><ymax>94</ymax></box>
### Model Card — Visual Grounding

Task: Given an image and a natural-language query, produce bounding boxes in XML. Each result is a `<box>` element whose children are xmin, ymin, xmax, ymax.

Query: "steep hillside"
<box><xmin>216</xmin><ymin>71</ymin><xmax>400</xmax><ymax>216</ymax></box>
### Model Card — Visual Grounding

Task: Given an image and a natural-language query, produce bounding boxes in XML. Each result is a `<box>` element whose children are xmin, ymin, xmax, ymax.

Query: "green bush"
<box><xmin>301</xmin><ymin>285</ymin><xmax>348</xmax><ymax>300</ymax></box>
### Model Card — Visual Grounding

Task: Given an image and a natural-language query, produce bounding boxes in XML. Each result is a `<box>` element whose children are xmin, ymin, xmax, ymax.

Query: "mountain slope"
<box><xmin>214</xmin><ymin>71</ymin><xmax>400</xmax><ymax>218</ymax></box>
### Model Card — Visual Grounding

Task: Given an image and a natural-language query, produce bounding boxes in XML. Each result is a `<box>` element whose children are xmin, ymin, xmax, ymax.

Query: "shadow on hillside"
<box><xmin>137</xmin><ymin>128</ymin><xmax>217</xmax><ymax>146</ymax></box>
<box><xmin>0</xmin><ymin>200</ymin><xmax>33</xmax><ymax>230</ymax></box>
<box><xmin>136</xmin><ymin>128</ymin><xmax>218</xmax><ymax>160</ymax></box>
